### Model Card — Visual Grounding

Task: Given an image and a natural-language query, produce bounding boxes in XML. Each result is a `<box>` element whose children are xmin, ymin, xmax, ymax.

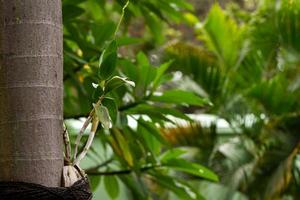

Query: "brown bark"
<box><xmin>0</xmin><ymin>0</ymin><xmax>63</xmax><ymax>187</ymax></box>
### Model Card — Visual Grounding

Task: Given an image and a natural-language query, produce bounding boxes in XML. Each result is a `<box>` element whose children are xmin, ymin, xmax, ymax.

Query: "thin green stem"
<box><xmin>114</xmin><ymin>1</ymin><xmax>130</xmax><ymax>38</ymax></box>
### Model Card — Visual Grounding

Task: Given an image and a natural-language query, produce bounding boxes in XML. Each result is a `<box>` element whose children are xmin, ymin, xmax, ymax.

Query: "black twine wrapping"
<box><xmin>0</xmin><ymin>178</ymin><xmax>92</xmax><ymax>200</ymax></box>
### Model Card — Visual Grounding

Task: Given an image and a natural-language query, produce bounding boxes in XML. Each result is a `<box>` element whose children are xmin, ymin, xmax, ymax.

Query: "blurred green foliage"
<box><xmin>62</xmin><ymin>0</ymin><xmax>300</xmax><ymax>199</ymax></box>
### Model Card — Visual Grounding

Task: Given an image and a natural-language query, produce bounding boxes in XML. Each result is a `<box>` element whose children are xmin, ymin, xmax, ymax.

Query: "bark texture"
<box><xmin>0</xmin><ymin>0</ymin><xmax>63</xmax><ymax>187</ymax></box>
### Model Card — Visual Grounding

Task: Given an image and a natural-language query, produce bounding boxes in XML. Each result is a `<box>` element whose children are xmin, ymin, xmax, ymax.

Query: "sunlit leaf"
<box><xmin>200</xmin><ymin>4</ymin><xmax>246</xmax><ymax>69</ymax></box>
<box><xmin>104</xmin><ymin>76</ymin><xmax>135</xmax><ymax>94</ymax></box>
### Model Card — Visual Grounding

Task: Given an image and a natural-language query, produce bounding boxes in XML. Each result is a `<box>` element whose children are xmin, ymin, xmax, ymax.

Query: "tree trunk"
<box><xmin>0</xmin><ymin>0</ymin><xmax>63</xmax><ymax>187</ymax></box>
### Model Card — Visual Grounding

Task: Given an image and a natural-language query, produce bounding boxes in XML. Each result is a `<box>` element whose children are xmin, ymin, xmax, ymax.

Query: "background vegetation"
<box><xmin>62</xmin><ymin>0</ymin><xmax>300</xmax><ymax>199</ymax></box>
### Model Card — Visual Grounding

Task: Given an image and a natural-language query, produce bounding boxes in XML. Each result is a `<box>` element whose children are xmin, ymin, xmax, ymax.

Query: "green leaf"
<box><xmin>84</xmin><ymin>0</ymin><xmax>103</xmax><ymax>20</ymax></box>
<box><xmin>248</xmin><ymin>76</ymin><xmax>296</xmax><ymax>115</ymax></box>
<box><xmin>138</xmin><ymin>118</ymin><xmax>168</xmax><ymax>145</ymax></box>
<box><xmin>137</xmin><ymin>52</ymin><xmax>149</xmax><ymax>66</ymax></box>
<box><xmin>111</xmin><ymin>128</ymin><xmax>134</xmax><ymax>166</ymax></box>
<box><xmin>163</xmin><ymin>42</ymin><xmax>224</xmax><ymax>100</ymax></box>
<box><xmin>162</xmin><ymin>158</ymin><xmax>219</xmax><ymax>182</ymax></box>
<box><xmin>160</xmin><ymin>148</ymin><xmax>187</xmax><ymax>161</ymax></box>
<box><xmin>119</xmin><ymin>59</ymin><xmax>138</xmax><ymax>82</ymax></box>
<box><xmin>156</xmin><ymin>1</ymin><xmax>184</xmax><ymax>22</ymax></box>
<box><xmin>150</xmin><ymin>173</ymin><xmax>205</xmax><ymax>200</ymax></box>
<box><xmin>118</xmin><ymin>175</ymin><xmax>148</xmax><ymax>199</ymax></box>
<box><xmin>151</xmin><ymin>60</ymin><xmax>173</xmax><ymax>91</ymax></box>
<box><xmin>142</xmin><ymin>8</ymin><xmax>164</xmax><ymax>44</ymax></box>
<box><xmin>104</xmin><ymin>176</ymin><xmax>119</xmax><ymax>199</ymax></box>
<box><xmin>89</xmin><ymin>176</ymin><xmax>101</xmax><ymax>191</ymax></box>
<box><xmin>135</xmin><ymin>52</ymin><xmax>157</xmax><ymax>95</ymax></box>
<box><xmin>98</xmin><ymin>40</ymin><xmax>118</xmax><ymax>80</ymax></box>
<box><xmin>116</xmin><ymin>37</ymin><xmax>143</xmax><ymax>46</ymax></box>
<box><xmin>137</xmin><ymin>119</ymin><xmax>163</xmax><ymax>156</ymax></box>
<box><xmin>94</xmin><ymin>104</ymin><xmax>112</xmax><ymax>129</ymax></box>
<box><xmin>201</xmin><ymin>4</ymin><xmax>245</xmax><ymax>68</ymax></box>
<box><xmin>143</xmin><ymin>2</ymin><xmax>168</xmax><ymax>22</ymax></box>
<box><xmin>125</xmin><ymin>126</ymin><xmax>157</xmax><ymax>164</ymax></box>
<box><xmin>104</xmin><ymin>76</ymin><xmax>135</xmax><ymax>94</ymax></box>
<box><xmin>150</xmin><ymin>90</ymin><xmax>210</xmax><ymax>106</ymax></box>
<box><xmin>62</xmin><ymin>5</ymin><xmax>85</xmax><ymax>22</ymax></box>
<box><xmin>91</xmin><ymin>22</ymin><xmax>116</xmax><ymax>47</ymax></box>
<box><xmin>99</xmin><ymin>52</ymin><xmax>117</xmax><ymax>80</ymax></box>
